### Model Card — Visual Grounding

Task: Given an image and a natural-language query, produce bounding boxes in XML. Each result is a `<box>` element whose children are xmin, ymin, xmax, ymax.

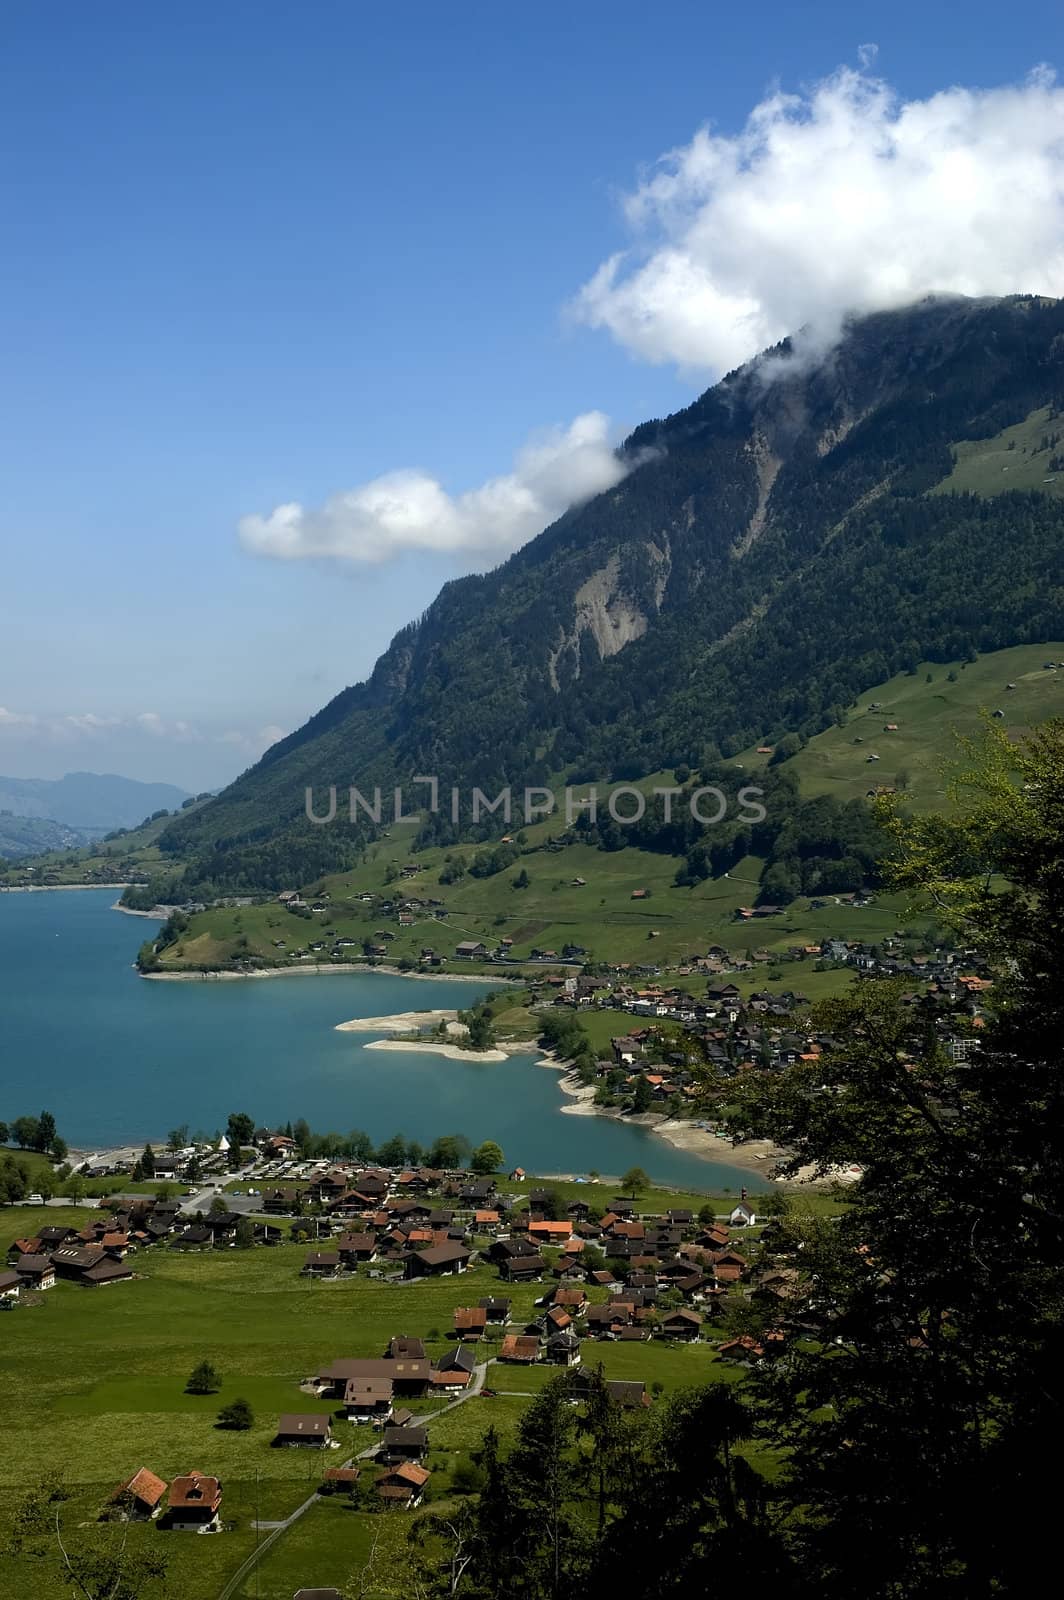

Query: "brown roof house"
<box><xmin>274</xmin><ymin>1413</ymin><xmax>333</xmax><ymax>1449</ymax></box>
<box><xmin>404</xmin><ymin>1242</ymin><xmax>471</xmax><ymax>1278</ymax></box>
<box><xmin>107</xmin><ymin>1468</ymin><xmax>168</xmax><ymax>1521</ymax></box>
<box><xmin>15</xmin><ymin>1254</ymin><xmax>55</xmax><ymax>1291</ymax></box>
<box><xmin>499</xmin><ymin>1334</ymin><xmax>541</xmax><ymax>1364</ymax></box>
<box><xmin>166</xmin><ymin>1472</ymin><xmax>222</xmax><ymax>1532</ymax></box>
<box><xmin>376</xmin><ymin>1462</ymin><xmax>430</xmax><ymax>1508</ymax></box>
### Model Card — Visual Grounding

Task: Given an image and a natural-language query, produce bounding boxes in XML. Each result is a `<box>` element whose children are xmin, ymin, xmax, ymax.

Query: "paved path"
<box><xmin>215</xmin><ymin>1362</ymin><xmax>488</xmax><ymax>1600</ymax></box>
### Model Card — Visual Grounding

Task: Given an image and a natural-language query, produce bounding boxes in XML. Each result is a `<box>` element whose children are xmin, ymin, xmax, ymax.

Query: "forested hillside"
<box><xmin>162</xmin><ymin>295</ymin><xmax>1064</xmax><ymax>893</ymax></box>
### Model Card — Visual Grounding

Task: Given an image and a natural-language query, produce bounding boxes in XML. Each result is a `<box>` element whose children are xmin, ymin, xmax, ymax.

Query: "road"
<box><xmin>216</xmin><ymin>1361</ymin><xmax>488</xmax><ymax>1600</ymax></box>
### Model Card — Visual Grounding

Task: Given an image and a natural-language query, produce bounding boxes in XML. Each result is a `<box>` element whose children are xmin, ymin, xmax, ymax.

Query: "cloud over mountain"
<box><xmin>238</xmin><ymin>412</ymin><xmax>628</xmax><ymax>568</ymax></box>
<box><xmin>574</xmin><ymin>63</ymin><xmax>1064</xmax><ymax>373</ymax></box>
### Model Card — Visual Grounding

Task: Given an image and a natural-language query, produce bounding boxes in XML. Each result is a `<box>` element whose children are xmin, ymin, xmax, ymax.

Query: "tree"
<box><xmin>140</xmin><ymin>1143</ymin><xmax>156</xmax><ymax>1179</ymax></box>
<box><xmin>715</xmin><ymin>720</ymin><xmax>1064</xmax><ymax>1595</ymax></box>
<box><xmin>234</xmin><ymin>1216</ymin><xmax>255</xmax><ymax>1249</ymax></box>
<box><xmin>208</xmin><ymin>1194</ymin><xmax>229</xmax><ymax>1217</ymax></box>
<box><xmin>166</xmin><ymin>1125</ymin><xmax>189</xmax><ymax>1152</ymax></box>
<box><xmin>471</xmin><ymin>1140</ymin><xmax>504</xmax><ymax>1175</ymax></box>
<box><xmin>186</xmin><ymin>1360</ymin><xmax>220</xmax><ymax>1395</ymax></box>
<box><xmin>34</xmin><ymin>1111</ymin><xmax>56</xmax><ymax>1153</ymax></box>
<box><xmin>217</xmin><ymin>1396</ymin><xmax>254</xmax><ymax>1430</ymax></box>
<box><xmin>49</xmin><ymin>1134</ymin><xmax>67</xmax><ymax>1161</ymax></box>
<box><xmin>64</xmin><ymin>1172</ymin><xmax>85</xmax><ymax>1205</ymax></box>
<box><xmin>620</xmin><ymin>1167</ymin><xmax>650</xmax><ymax>1198</ymax></box>
<box><xmin>377</xmin><ymin>1133</ymin><xmax>408</xmax><ymax>1167</ymax></box>
<box><xmin>0</xmin><ymin>1121</ymin><xmax>7</xmax><ymax>1145</ymax></box>
<box><xmin>35</xmin><ymin>1169</ymin><xmax>55</xmax><ymax>1203</ymax></box>
<box><xmin>629</xmin><ymin>1076</ymin><xmax>653</xmax><ymax>1114</ymax></box>
<box><xmin>292</xmin><ymin>1117</ymin><xmax>312</xmax><ymax>1152</ymax></box>
<box><xmin>226</xmin><ymin>1111</ymin><xmax>256</xmax><ymax>1148</ymax></box>
<box><xmin>10</xmin><ymin>1115</ymin><xmax>38</xmax><ymax>1150</ymax></box>
<box><xmin>512</xmin><ymin>867</ymin><xmax>531</xmax><ymax>890</ymax></box>
<box><xmin>429</xmin><ymin>1134</ymin><xmax>471</xmax><ymax>1170</ymax></box>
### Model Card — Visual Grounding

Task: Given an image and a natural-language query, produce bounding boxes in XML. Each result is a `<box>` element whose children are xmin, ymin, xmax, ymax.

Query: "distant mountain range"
<box><xmin>160</xmin><ymin>293</ymin><xmax>1064</xmax><ymax>893</ymax></box>
<box><xmin>0</xmin><ymin>771</ymin><xmax>191</xmax><ymax>847</ymax></box>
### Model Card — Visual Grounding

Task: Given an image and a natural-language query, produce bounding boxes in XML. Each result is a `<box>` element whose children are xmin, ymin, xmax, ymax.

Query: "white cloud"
<box><xmin>238</xmin><ymin>412</ymin><xmax>628</xmax><ymax>567</ymax></box>
<box><xmin>0</xmin><ymin>706</ymin><xmax>37</xmax><ymax>728</ymax></box>
<box><xmin>216</xmin><ymin>724</ymin><xmax>286</xmax><ymax>755</ymax></box>
<box><xmin>573</xmin><ymin>63</ymin><xmax>1064</xmax><ymax>375</ymax></box>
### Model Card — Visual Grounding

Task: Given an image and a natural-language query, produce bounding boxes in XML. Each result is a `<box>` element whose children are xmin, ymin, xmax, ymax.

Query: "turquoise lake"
<box><xmin>0</xmin><ymin>889</ymin><xmax>760</xmax><ymax>1190</ymax></box>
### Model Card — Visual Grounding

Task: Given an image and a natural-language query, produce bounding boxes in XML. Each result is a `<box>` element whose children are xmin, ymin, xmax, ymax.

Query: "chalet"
<box><xmin>303</xmin><ymin>1252</ymin><xmax>341</xmax><ymax>1278</ymax></box>
<box><xmin>460</xmin><ymin>1178</ymin><xmax>496</xmax><ymax>1204</ymax></box>
<box><xmin>0</xmin><ymin>1270</ymin><xmax>20</xmax><ymax>1299</ymax></box>
<box><xmin>660</xmin><ymin>1308</ymin><xmax>703</xmax><ymax>1340</ymax></box>
<box><xmin>262</xmin><ymin>1187</ymin><xmax>303</xmax><ymax>1215</ymax></box>
<box><xmin>376</xmin><ymin>1462</ymin><xmax>430</xmax><ymax>1508</ymax></box>
<box><xmin>545</xmin><ymin>1331</ymin><xmax>581</xmax><ymax>1367</ymax></box>
<box><xmin>529</xmin><ymin>1221</ymin><xmax>573</xmax><ymax>1245</ymax></box>
<box><xmin>167</xmin><ymin>1473</ymin><xmax>222</xmax><ymax>1533</ymax></box>
<box><xmin>405</xmin><ymin>1243</ymin><xmax>471</xmax><ymax>1278</ymax></box>
<box><xmin>81</xmin><ymin>1257</ymin><xmax>134</xmax><ymax>1288</ymax></box>
<box><xmin>549</xmin><ymin>1286</ymin><xmax>588</xmax><ymax>1315</ymax></box>
<box><xmin>380</xmin><ymin>1425</ymin><xmax>428</xmax><ymax>1464</ymax></box>
<box><xmin>500</xmin><ymin>1251</ymin><xmax>546</xmax><ymax>1283</ymax></box>
<box><xmin>729</xmin><ymin>1202</ymin><xmax>757</xmax><ymax>1227</ymax></box>
<box><xmin>499</xmin><ymin>1334</ymin><xmax>541</xmax><ymax>1363</ymax></box>
<box><xmin>52</xmin><ymin>1244</ymin><xmax>105</xmax><ymax>1281</ymax></box>
<box><xmin>336</xmin><ymin>1233</ymin><xmax>377</xmax><ymax>1265</ymax></box>
<box><xmin>454</xmin><ymin>940</ymin><xmax>488</xmax><ymax>959</ymax></box>
<box><xmin>453</xmin><ymin>1306</ymin><xmax>488</xmax><ymax>1338</ymax></box>
<box><xmin>15</xmin><ymin>1254</ymin><xmax>55</xmax><ymax>1290</ymax></box>
<box><xmin>107</xmin><ymin>1468</ymin><xmax>168</xmax><ymax>1521</ymax></box>
<box><xmin>478</xmin><ymin>1296</ymin><xmax>511</xmax><ymax>1323</ymax></box>
<box><xmin>274</xmin><ymin>1414</ymin><xmax>332</xmax><ymax>1448</ymax></box>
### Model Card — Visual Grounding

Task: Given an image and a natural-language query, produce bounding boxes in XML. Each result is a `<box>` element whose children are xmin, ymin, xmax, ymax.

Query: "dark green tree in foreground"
<box><xmin>619</xmin><ymin>1166</ymin><xmax>649</xmax><ymax>1197</ymax></box>
<box><xmin>720</xmin><ymin>718</ymin><xmax>1064</xmax><ymax>1597</ymax></box>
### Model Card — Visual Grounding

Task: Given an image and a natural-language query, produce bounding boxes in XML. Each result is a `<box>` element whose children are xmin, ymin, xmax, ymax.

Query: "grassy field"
<box><xmin>740</xmin><ymin>644</ymin><xmax>1064</xmax><ymax>813</ymax></box>
<box><xmin>0</xmin><ymin>1193</ymin><xmax>770</xmax><ymax>1600</ymax></box>
<box><xmin>930</xmin><ymin>404</ymin><xmax>1064</xmax><ymax>499</ymax></box>
<box><xmin>143</xmin><ymin>643</ymin><xmax>1064</xmax><ymax>979</ymax></box>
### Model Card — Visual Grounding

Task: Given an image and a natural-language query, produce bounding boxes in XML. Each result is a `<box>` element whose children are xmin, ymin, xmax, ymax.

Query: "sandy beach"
<box><xmin>363</xmin><ymin>1037</ymin><xmax>510</xmax><ymax>1063</ymax></box>
<box><xmin>334</xmin><ymin>1008</ymin><xmax>459</xmax><ymax>1034</ymax></box>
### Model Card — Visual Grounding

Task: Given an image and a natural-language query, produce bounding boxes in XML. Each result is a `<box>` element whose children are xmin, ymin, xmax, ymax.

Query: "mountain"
<box><xmin>163</xmin><ymin>294</ymin><xmax>1064</xmax><ymax>891</ymax></box>
<box><xmin>0</xmin><ymin>772</ymin><xmax>190</xmax><ymax>833</ymax></box>
<box><xmin>0</xmin><ymin>814</ymin><xmax>96</xmax><ymax>859</ymax></box>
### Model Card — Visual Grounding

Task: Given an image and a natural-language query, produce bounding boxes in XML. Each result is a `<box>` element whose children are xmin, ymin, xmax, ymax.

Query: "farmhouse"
<box><xmin>14</xmin><ymin>1254</ymin><xmax>55</xmax><ymax>1290</ymax></box>
<box><xmin>405</xmin><ymin>1242</ymin><xmax>471</xmax><ymax>1278</ymax></box>
<box><xmin>167</xmin><ymin>1472</ymin><xmax>222</xmax><ymax>1533</ymax></box>
<box><xmin>274</xmin><ymin>1414</ymin><xmax>332</xmax><ymax>1448</ymax></box>
<box><xmin>380</xmin><ymin>1425</ymin><xmax>428</xmax><ymax>1464</ymax></box>
<box><xmin>108</xmin><ymin>1468</ymin><xmax>168</xmax><ymax>1521</ymax></box>
<box><xmin>376</xmin><ymin>1462</ymin><xmax>430</xmax><ymax>1508</ymax></box>
<box><xmin>499</xmin><ymin>1334</ymin><xmax>541</xmax><ymax>1364</ymax></box>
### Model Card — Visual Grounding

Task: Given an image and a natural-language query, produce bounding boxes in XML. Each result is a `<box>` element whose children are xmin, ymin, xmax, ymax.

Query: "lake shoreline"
<box><xmin>535</xmin><ymin>1054</ymin><xmax>826</xmax><ymax>1187</ymax></box>
<box><xmin>139</xmin><ymin>962</ymin><xmax>507</xmax><ymax>985</ymax></box>
<box><xmin>0</xmin><ymin>882</ymin><xmax>134</xmax><ymax>892</ymax></box>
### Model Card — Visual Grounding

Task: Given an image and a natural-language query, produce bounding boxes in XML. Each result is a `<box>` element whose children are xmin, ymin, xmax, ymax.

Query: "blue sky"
<box><xmin>2</xmin><ymin>1</ymin><xmax>1062</xmax><ymax>787</ymax></box>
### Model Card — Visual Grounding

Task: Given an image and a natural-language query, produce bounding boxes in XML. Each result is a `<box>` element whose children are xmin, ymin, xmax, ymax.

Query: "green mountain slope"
<box><xmin>163</xmin><ymin>294</ymin><xmax>1064</xmax><ymax>893</ymax></box>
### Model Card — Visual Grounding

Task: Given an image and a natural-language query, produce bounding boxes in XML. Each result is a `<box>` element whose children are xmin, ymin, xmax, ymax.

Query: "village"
<box><xmin>3</xmin><ymin>1124</ymin><xmax>790</xmax><ymax>1591</ymax></box>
